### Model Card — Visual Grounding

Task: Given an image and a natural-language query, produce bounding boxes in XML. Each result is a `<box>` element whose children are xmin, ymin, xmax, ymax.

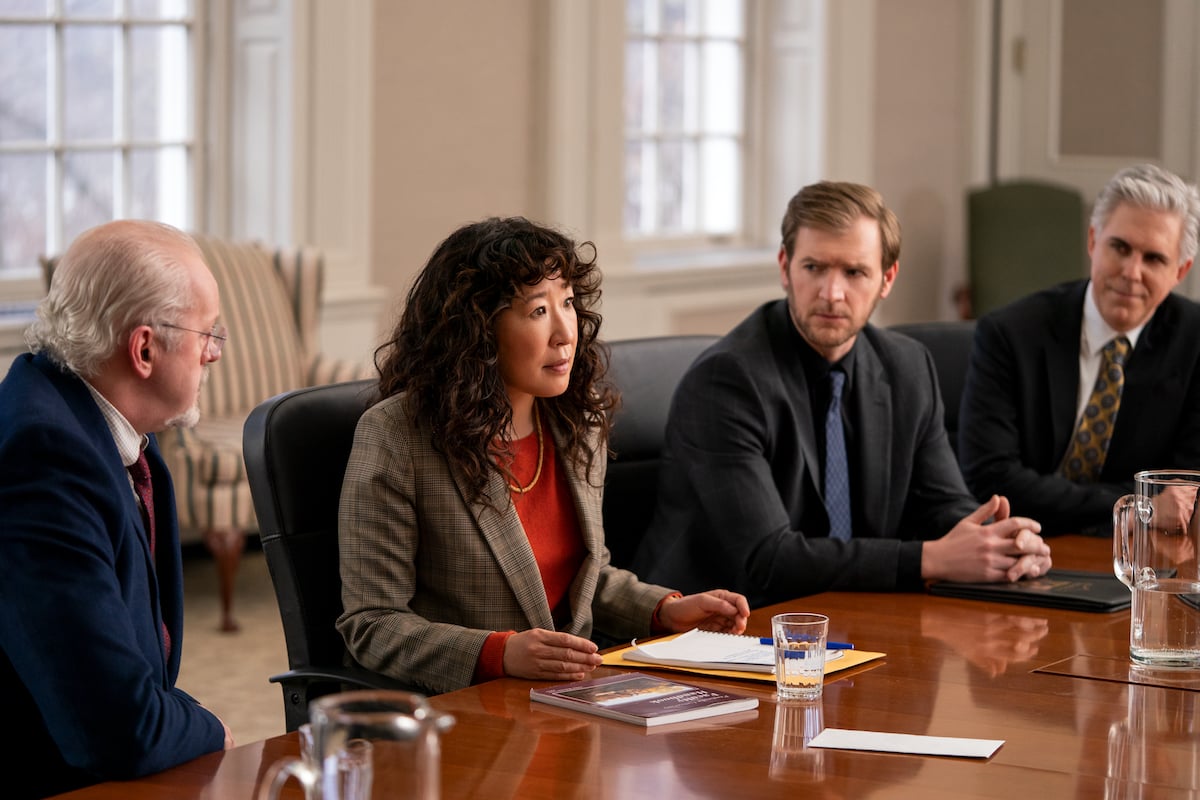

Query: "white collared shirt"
<box><xmin>1073</xmin><ymin>281</ymin><xmax>1146</xmax><ymax>425</ymax></box>
<box><xmin>82</xmin><ymin>379</ymin><xmax>150</xmax><ymax>503</ymax></box>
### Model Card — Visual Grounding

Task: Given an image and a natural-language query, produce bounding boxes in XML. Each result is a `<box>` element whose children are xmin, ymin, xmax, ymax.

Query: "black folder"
<box><xmin>928</xmin><ymin>568</ymin><xmax>1130</xmax><ymax>613</ymax></box>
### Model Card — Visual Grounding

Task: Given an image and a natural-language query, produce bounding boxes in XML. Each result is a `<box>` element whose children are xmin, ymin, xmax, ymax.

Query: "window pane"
<box><xmin>656</xmin><ymin>139</ymin><xmax>685</xmax><ymax>232</ymax></box>
<box><xmin>130</xmin><ymin>24</ymin><xmax>190</xmax><ymax>141</ymax></box>
<box><xmin>681</xmin><ymin>139</ymin><xmax>697</xmax><ymax>230</ymax></box>
<box><xmin>129</xmin><ymin>145</ymin><xmax>188</xmax><ymax>225</ymax></box>
<box><xmin>625</xmin><ymin>41</ymin><xmax>646</xmax><ymax>133</ymax></box>
<box><xmin>702</xmin><ymin>41</ymin><xmax>741</xmax><ymax>135</ymax></box>
<box><xmin>0</xmin><ymin>25</ymin><xmax>50</xmax><ymax>142</ymax></box>
<box><xmin>702</xmin><ymin>137</ymin><xmax>738</xmax><ymax>233</ymax></box>
<box><xmin>64</xmin><ymin>0</ymin><xmax>115</xmax><ymax>17</ymax></box>
<box><xmin>660</xmin><ymin>0</ymin><xmax>696</xmax><ymax>35</ymax></box>
<box><xmin>624</xmin><ymin>140</ymin><xmax>645</xmax><ymax>234</ymax></box>
<box><xmin>658</xmin><ymin>41</ymin><xmax>688</xmax><ymax>132</ymax></box>
<box><xmin>0</xmin><ymin>0</ymin><xmax>49</xmax><ymax>16</ymax></box>
<box><xmin>62</xmin><ymin>150</ymin><xmax>114</xmax><ymax>243</ymax></box>
<box><xmin>129</xmin><ymin>0</ymin><xmax>190</xmax><ymax>20</ymax></box>
<box><xmin>703</xmin><ymin>0</ymin><xmax>743</xmax><ymax>37</ymax></box>
<box><xmin>0</xmin><ymin>153</ymin><xmax>48</xmax><ymax>275</ymax></box>
<box><xmin>623</xmin><ymin>0</ymin><xmax>746</xmax><ymax>240</ymax></box>
<box><xmin>627</xmin><ymin>0</ymin><xmax>651</xmax><ymax>35</ymax></box>
<box><xmin>64</xmin><ymin>25</ymin><xmax>117</xmax><ymax>141</ymax></box>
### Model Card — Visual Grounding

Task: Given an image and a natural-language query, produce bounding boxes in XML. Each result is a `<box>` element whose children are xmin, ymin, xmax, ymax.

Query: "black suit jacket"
<box><xmin>632</xmin><ymin>300</ymin><xmax>977</xmax><ymax>607</ymax></box>
<box><xmin>958</xmin><ymin>280</ymin><xmax>1200</xmax><ymax>535</ymax></box>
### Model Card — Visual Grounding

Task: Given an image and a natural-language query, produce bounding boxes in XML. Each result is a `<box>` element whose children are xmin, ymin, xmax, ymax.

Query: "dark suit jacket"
<box><xmin>0</xmin><ymin>354</ymin><xmax>224</xmax><ymax>799</ymax></box>
<box><xmin>337</xmin><ymin>393</ymin><xmax>671</xmax><ymax>695</ymax></box>
<box><xmin>958</xmin><ymin>280</ymin><xmax>1200</xmax><ymax>535</ymax></box>
<box><xmin>633</xmin><ymin>300</ymin><xmax>977</xmax><ymax>607</ymax></box>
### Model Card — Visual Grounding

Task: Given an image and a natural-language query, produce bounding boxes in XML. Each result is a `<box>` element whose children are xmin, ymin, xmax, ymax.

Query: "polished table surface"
<box><xmin>56</xmin><ymin>536</ymin><xmax>1200</xmax><ymax>798</ymax></box>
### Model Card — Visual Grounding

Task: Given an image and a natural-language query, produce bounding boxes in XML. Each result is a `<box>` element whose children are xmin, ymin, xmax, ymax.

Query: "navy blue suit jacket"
<box><xmin>959</xmin><ymin>280</ymin><xmax>1200</xmax><ymax>535</ymax></box>
<box><xmin>632</xmin><ymin>300</ymin><xmax>977</xmax><ymax>607</ymax></box>
<box><xmin>0</xmin><ymin>353</ymin><xmax>223</xmax><ymax>799</ymax></box>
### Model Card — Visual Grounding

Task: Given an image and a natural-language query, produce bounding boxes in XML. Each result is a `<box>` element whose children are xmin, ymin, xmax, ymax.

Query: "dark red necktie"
<box><xmin>128</xmin><ymin>452</ymin><xmax>170</xmax><ymax>658</ymax></box>
<box><xmin>127</xmin><ymin>452</ymin><xmax>156</xmax><ymax>557</ymax></box>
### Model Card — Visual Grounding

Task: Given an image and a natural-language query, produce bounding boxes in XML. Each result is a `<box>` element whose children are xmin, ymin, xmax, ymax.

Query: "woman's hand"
<box><xmin>503</xmin><ymin>628</ymin><xmax>603</xmax><ymax>681</ymax></box>
<box><xmin>656</xmin><ymin>589</ymin><xmax>750</xmax><ymax>634</ymax></box>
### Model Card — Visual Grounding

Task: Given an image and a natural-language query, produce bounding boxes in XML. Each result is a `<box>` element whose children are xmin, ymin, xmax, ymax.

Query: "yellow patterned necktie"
<box><xmin>1059</xmin><ymin>336</ymin><xmax>1131</xmax><ymax>481</ymax></box>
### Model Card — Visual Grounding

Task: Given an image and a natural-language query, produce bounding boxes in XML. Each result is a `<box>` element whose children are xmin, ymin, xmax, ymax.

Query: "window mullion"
<box><xmin>50</xmin><ymin>16</ymin><xmax>64</xmax><ymax>255</ymax></box>
<box><xmin>117</xmin><ymin>19</ymin><xmax>129</xmax><ymax>218</ymax></box>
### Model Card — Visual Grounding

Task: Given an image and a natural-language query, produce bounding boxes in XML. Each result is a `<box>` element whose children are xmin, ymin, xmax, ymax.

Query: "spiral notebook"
<box><xmin>620</xmin><ymin>628</ymin><xmax>843</xmax><ymax>674</ymax></box>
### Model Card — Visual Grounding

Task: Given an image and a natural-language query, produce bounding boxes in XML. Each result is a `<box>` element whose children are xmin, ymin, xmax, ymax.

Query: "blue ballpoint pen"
<box><xmin>758</xmin><ymin>638</ymin><xmax>854</xmax><ymax>649</ymax></box>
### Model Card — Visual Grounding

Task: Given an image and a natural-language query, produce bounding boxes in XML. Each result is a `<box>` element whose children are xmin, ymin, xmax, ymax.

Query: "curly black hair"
<box><xmin>374</xmin><ymin>216</ymin><xmax>617</xmax><ymax>506</ymax></box>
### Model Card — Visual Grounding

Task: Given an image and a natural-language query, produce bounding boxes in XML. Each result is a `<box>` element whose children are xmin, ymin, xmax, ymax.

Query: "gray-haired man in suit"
<box><xmin>960</xmin><ymin>163</ymin><xmax>1200</xmax><ymax>535</ymax></box>
<box><xmin>634</xmin><ymin>181</ymin><xmax>1051</xmax><ymax>608</ymax></box>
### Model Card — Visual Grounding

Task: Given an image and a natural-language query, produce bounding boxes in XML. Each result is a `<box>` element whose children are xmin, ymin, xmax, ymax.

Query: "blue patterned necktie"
<box><xmin>824</xmin><ymin>369</ymin><xmax>852</xmax><ymax>541</ymax></box>
<box><xmin>1060</xmin><ymin>336</ymin><xmax>1131</xmax><ymax>482</ymax></box>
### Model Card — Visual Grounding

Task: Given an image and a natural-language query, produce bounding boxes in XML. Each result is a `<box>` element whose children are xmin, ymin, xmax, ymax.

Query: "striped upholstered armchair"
<box><xmin>162</xmin><ymin>235</ymin><xmax>372</xmax><ymax>631</ymax></box>
<box><xmin>44</xmin><ymin>234</ymin><xmax>372</xmax><ymax>632</ymax></box>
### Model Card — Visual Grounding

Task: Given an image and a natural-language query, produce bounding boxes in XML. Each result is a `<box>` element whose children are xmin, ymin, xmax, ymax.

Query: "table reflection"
<box><xmin>920</xmin><ymin>604</ymin><xmax>1050</xmax><ymax>677</ymax></box>
<box><xmin>1105</xmin><ymin>683</ymin><xmax>1200</xmax><ymax>799</ymax></box>
<box><xmin>770</xmin><ymin>700</ymin><xmax>824</xmax><ymax>783</ymax></box>
<box><xmin>440</xmin><ymin>691</ymin><xmax>599</xmax><ymax>799</ymax></box>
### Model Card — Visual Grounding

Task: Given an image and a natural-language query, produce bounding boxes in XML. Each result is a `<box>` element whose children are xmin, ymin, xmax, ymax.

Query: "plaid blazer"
<box><xmin>336</xmin><ymin>393</ymin><xmax>672</xmax><ymax>694</ymax></box>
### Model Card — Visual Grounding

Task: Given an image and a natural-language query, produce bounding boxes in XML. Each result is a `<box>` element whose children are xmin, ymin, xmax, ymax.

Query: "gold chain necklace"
<box><xmin>508</xmin><ymin>405</ymin><xmax>544</xmax><ymax>494</ymax></box>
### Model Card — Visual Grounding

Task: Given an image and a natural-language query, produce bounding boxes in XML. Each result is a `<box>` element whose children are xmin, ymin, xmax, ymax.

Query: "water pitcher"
<box><xmin>256</xmin><ymin>690</ymin><xmax>455</xmax><ymax>800</ymax></box>
<box><xmin>1113</xmin><ymin>470</ymin><xmax>1200</xmax><ymax>669</ymax></box>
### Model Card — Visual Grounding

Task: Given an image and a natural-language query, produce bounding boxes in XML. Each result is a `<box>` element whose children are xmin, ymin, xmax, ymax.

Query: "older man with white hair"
<box><xmin>0</xmin><ymin>220</ymin><xmax>232</xmax><ymax>799</ymax></box>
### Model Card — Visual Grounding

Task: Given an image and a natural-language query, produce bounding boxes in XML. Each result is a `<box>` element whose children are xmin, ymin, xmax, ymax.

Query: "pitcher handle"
<box><xmin>1113</xmin><ymin>494</ymin><xmax>1136</xmax><ymax>588</ymax></box>
<box><xmin>256</xmin><ymin>757</ymin><xmax>318</xmax><ymax>800</ymax></box>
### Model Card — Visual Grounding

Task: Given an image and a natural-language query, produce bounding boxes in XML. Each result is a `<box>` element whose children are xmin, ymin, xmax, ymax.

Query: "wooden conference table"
<box><xmin>56</xmin><ymin>536</ymin><xmax>1200</xmax><ymax>799</ymax></box>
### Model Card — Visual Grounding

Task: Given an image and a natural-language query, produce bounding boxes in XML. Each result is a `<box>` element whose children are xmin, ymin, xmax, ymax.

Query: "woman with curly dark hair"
<box><xmin>337</xmin><ymin>217</ymin><xmax>748</xmax><ymax>694</ymax></box>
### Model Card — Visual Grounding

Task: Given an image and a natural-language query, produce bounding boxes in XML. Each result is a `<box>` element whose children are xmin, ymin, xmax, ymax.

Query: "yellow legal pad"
<box><xmin>601</xmin><ymin>631</ymin><xmax>886</xmax><ymax>684</ymax></box>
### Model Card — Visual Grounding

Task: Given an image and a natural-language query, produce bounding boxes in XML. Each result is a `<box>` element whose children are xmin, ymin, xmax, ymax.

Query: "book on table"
<box><xmin>621</xmin><ymin>628</ymin><xmax>844</xmax><ymax>673</ymax></box>
<box><xmin>530</xmin><ymin>672</ymin><xmax>758</xmax><ymax>727</ymax></box>
<box><xmin>927</xmin><ymin>568</ymin><xmax>1131</xmax><ymax>612</ymax></box>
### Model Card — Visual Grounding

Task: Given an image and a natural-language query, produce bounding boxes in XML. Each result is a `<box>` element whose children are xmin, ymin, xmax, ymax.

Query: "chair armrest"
<box><xmin>269</xmin><ymin>666</ymin><xmax>421</xmax><ymax>731</ymax></box>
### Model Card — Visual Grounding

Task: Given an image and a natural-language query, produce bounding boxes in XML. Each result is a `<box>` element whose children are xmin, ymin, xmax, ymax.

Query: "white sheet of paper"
<box><xmin>807</xmin><ymin>728</ymin><xmax>1004</xmax><ymax>758</ymax></box>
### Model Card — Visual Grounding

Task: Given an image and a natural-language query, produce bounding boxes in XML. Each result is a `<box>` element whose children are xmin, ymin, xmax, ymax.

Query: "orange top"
<box><xmin>474</xmin><ymin>430</ymin><xmax>585</xmax><ymax>682</ymax></box>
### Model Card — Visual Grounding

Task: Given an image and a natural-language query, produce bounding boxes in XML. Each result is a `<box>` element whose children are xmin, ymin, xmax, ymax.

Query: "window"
<box><xmin>0</xmin><ymin>0</ymin><xmax>198</xmax><ymax>299</ymax></box>
<box><xmin>624</xmin><ymin>0</ymin><xmax>746</xmax><ymax>243</ymax></box>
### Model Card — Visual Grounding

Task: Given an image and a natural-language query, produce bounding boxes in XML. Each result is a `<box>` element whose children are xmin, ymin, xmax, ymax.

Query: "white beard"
<box><xmin>164</xmin><ymin>403</ymin><xmax>200</xmax><ymax>429</ymax></box>
<box><xmin>164</xmin><ymin>365</ymin><xmax>208</xmax><ymax>429</ymax></box>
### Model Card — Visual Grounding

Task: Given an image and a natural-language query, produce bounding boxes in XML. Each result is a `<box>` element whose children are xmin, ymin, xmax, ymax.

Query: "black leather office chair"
<box><xmin>888</xmin><ymin>321</ymin><xmax>976</xmax><ymax>458</ymax></box>
<box><xmin>603</xmin><ymin>335</ymin><xmax>718</xmax><ymax>569</ymax></box>
<box><xmin>243</xmin><ymin>379</ymin><xmax>412</xmax><ymax>731</ymax></box>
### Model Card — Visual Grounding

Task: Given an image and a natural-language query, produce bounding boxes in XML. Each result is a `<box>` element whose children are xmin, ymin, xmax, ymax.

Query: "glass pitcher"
<box><xmin>1113</xmin><ymin>470</ymin><xmax>1200</xmax><ymax>669</ymax></box>
<box><xmin>256</xmin><ymin>690</ymin><xmax>455</xmax><ymax>800</ymax></box>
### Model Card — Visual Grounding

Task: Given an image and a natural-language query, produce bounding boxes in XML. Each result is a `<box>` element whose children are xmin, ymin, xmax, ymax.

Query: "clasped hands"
<box><xmin>921</xmin><ymin>494</ymin><xmax>1052</xmax><ymax>584</ymax></box>
<box><xmin>502</xmin><ymin>589</ymin><xmax>750</xmax><ymax>682</ymax></box>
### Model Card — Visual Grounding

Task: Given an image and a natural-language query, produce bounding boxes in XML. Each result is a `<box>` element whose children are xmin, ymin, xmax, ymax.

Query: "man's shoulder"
<box><xmin>981</xmin><ymin>280</ymin><xmax>1085</xmax><ymax>328</ymax></box>
<box><xmin>0</xmin><ymin>354</ymin><xmax>106</xmax><ymax>451</ymax></box>
<box><xmin>1155</xmin><ymin>290</ymin><xmax>1200</xmax><ymax>330</ymax></box>
<box><xmin>682</xmin><ymin>301</ymin><xmax>787</xmax><ymax>384</ymax></box>
<box><xmin>0</xmin><ymin>354</ymin><xmax>71</xmax><ymax>418</ymax></box>
<box><xmin>860</xmin><ymin>324</ymin><xmax>936</xmax><ymax>368</ymax></box>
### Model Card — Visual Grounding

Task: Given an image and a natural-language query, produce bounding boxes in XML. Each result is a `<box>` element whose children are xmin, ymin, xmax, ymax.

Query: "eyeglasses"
<box><xmin>160</xmin><ymin>322</ymin><xmax>228</xmax><ymax>359</ymax></box>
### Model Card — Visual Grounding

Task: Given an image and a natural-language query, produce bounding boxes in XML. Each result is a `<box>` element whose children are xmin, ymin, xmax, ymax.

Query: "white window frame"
<box><xmin>0</xmin><ymin>1</ymin><xmax>206</xmax><ymax>303</ymax></box>
<box><xmin>623</xmin><ymin>0</ymin><xmax>752</xmax><ymax>247</ymax></box>
<box><xmin>541</xmin><ymin>0</ymin><xmax>834</xmax><ymax>278</ymax></box>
